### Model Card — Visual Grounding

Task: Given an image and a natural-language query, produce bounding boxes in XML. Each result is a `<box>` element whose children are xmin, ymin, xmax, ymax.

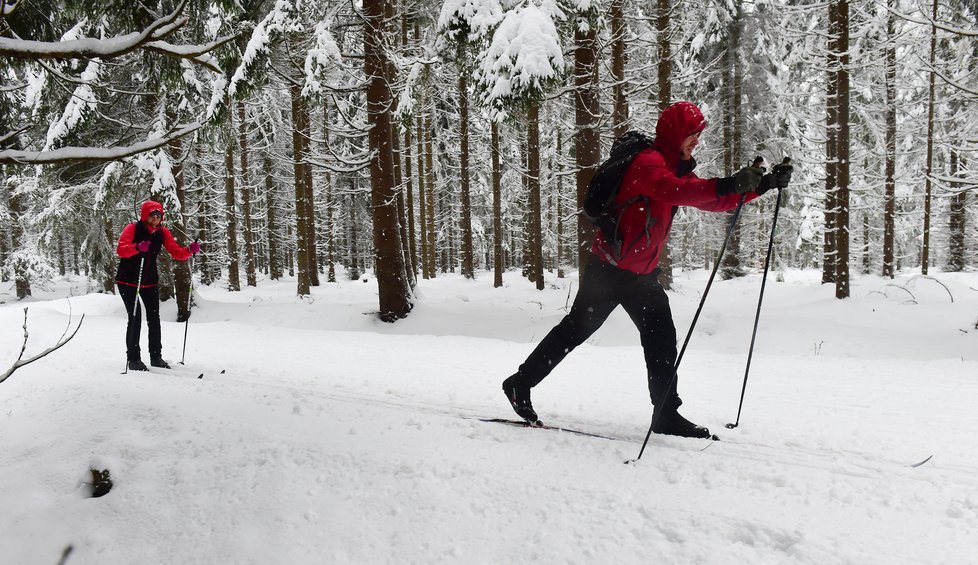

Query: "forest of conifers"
<box><xmin>1</xmin><ymin>0</ymin><xmax>975</xmax><ymax>320</ymax></box>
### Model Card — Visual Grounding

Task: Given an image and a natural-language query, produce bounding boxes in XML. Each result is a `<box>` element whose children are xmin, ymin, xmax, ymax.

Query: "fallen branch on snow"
<box><xmin>0</xmin><ymin>306</ymin><xmax>84</xmax><ymax>385</ymax></box>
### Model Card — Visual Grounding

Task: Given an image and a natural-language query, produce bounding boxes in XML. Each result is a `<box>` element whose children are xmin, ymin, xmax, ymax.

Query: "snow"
<box><xmin>1</xmin><ymin>268</ymin><xmax>977</xmax><ymax>564</ymax></box>
<box><xmin>478</xmin><ymin>3</ymin><xmax>565</xmax><ymax>106</ymax></box>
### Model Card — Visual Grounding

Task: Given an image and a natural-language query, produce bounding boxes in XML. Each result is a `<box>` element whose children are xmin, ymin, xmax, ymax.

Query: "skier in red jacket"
<box><xmin>503</xmin><ymin>101</ymin><xmax>792</xmax><ymax>438</ymax></box>
<box><xmin>116</xmin><ymin>200</ymin><xmax>200</xmax><ymax>371</ymax></box>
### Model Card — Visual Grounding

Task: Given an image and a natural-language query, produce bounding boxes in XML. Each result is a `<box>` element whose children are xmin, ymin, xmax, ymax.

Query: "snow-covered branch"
<box><xmin>883</xmin><ymin>4</ymin><xmax>978</xmax><ymax>37</ymax></box>
<box><xmin>0</xmin><ymin>122</ymin><xmax>203</xmax><ymax>165</ymax></box>
<box><xmin>0</xmin><ymin>0</ymin><xmax>233</xmax><ymax>70</ymax></box>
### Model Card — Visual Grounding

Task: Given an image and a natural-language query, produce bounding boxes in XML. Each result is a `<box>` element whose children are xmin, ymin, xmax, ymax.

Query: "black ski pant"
<box><xmin>118</xmin><ymin>284</ymin><xmax>161</xmax><ymax>362</ymax></box>
<box><xmin>514</xmin><ymin>255</ymin><xmax>682</xmax><ymax>410</ymax></box>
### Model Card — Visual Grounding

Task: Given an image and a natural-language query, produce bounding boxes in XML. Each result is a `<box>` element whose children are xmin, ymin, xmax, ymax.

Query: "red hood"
<box><xmin>140</xmin><ymin>200</ymin><xmax>164</xmax><ymax>232</ymax></box>
<box><xmin>653</xmin><ymin>101</ymin><xmax>707</xmax><ymax>168</ymax></box>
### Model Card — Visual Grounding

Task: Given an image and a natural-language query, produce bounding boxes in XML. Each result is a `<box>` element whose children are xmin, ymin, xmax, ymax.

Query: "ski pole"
<box><xmin>629</xmin><ymin>193</ymin><xmax>749</xmax><ymax>464</ymax></box>
<box><xmin>131</xmin><ymin>254</ymin><xmax>145</xmax><ymax>318</ymax></box>
<box><xmin>726</xmin><ymin>158</ymin><xmax>789</xmax><ymax>429</ymax></box>
<box><xmin>180</xmin><ymin>242</ymin><xmax>197</xmax><ymax>365</ymax></box>
<box><xmin>123</xmin><ymin>253</ymin><xmax>146</xmax><ymax>374</ymax></box>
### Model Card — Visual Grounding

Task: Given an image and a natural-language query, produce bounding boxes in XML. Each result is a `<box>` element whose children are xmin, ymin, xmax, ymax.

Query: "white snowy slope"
<box><xmin>1</xmin><ymin>269</ymin><xmax>976</xmax><ymax>564</ymax></box>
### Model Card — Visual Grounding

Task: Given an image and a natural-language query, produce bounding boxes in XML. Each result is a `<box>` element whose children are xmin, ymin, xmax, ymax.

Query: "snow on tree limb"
<box><xmin>0</xmin><ymin>122</ymin><xmax>203</xmax><ymax>165</ymax></box>
<box><xmin>0</xmin><ymin>0</ymin><xmax>234</xmax><ymax>70</ymax></box>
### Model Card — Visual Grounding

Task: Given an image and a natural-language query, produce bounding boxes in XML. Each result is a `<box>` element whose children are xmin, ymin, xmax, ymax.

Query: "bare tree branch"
<box><xmin>0</xmin><ymin>307</ymin><xmax>85</xmax><ymax>385</ymax></box>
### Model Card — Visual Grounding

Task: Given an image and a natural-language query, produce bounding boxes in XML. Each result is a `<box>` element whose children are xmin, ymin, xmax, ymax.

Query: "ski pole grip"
<box><xmin>751</xmin><ymin>156</ymin><xmax>764</xmax><ymax>169</ymax></box>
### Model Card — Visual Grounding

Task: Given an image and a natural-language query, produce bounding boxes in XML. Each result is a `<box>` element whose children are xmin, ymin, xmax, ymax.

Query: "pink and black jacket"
<box><xmin>115</xmin><ymin>201</ymin><xmax>192</xmax><ymax>288</ymax></box>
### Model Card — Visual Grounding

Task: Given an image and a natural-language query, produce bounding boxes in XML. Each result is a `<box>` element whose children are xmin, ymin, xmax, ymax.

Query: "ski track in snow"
<box><xmin>1</xmin><ymin>270</ymin><xmax>976</xmax><ymax>564</ymax></box>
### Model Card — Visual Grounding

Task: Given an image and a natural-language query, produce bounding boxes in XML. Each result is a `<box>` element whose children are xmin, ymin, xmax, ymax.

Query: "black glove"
<box><xmin>731</xmin><ymin>166</ymin><xmax>764</xmax><ymax>194</ymax></box>
<box><xmin>771</xmin><ymin>158</ymin><xmax>793</xmax><ymax>188</ymax></box>
<box><xmin>717</xmin><ymin>166</ymin><xmax>763</xmax><ymax>196</ymax></box>
<box><xmin>757</xmin><ymin>158</ymin><xmax>793</xmax><ymax>195</ymax></box>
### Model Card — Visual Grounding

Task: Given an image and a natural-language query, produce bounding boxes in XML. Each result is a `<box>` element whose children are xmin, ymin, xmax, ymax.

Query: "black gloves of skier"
<box><xmin>757</xmin><ymin>158</ymin><xmax>794</xmax><ymax>195</ymax></box>
<box><xmin>717</xmin><ymin>165</ymin><xmax>764</xmax><ymax>196</ymax></box>
<box><xmin>717</xmin><ymin>158</ymin><xmax>793</xmax><ymax>197</ymax></box>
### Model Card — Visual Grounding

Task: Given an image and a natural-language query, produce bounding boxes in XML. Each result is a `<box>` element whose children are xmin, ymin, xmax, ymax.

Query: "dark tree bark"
<box><xmin>365</xmin><ymin>0</ymin><xmax>412</xmax><ymax>321</ymax></box>
<box><xmin>610</xmin><ymin>0</ymin><xmax>628</xmax><ymax>138</ymax></box>
<box><xmin>290</xmin><ymin>83</ymin><xmax>311</xmax><ymax>296</ymax></box>
<box><xmin>225</xmin><ymin>100</ymin><xmax>241</xmax><ymax>292</ymax></box>
<box><xmin>527</xmin><ymin>103</ymin><xmax>544</xmax><ymax>290</ymax></box>
<box><xmin>835</xmin><ymin>0</ymin><xmax>851</xmax><ymax>299</ymax></box>
<box><xmin>458</xmin><ymin>69</ymin><xmax>475</xmax><ymax>279</ymax></box>
<box><xmin>882</xmin><ymin>2</ymin><xmax>896</xmax><ymax>279</ymax></box>
<box><xmin>302</xmin><ymin>102</ymin><xmax>319</xmax><ymax>287</ymax></box>
<box><xmin>492</xmin><ymin>121</ymin><xmax>503</xmax><ymax>288</ymax></box>
<box><xmin>168</xmin><ymin>130</ymin><xmax>192</xmax><ymax>322</ymax></box>
<box><xmin>656</xmin><ymin>0</ymin><xmax>675</xmax><ymax>288</ymax></box>
<box><xmin>721</xmin><ymin>9</ymin><xmax>747</xmax><ymax>281</ymax></box>
<box><xmin>823</xmin><ymin>2</ymin><xmax>839</xmax><ymax>285</ymax></box>
<box><xmin>575</xmin><ymin>12</ymin><xmax>600</xmax><ymax>277</ymax></box>
<box><xmin>424</xmin><ymin>114</ymin><xmax>437</xmax><ymax>277</ymax></box>
<box><xmin>238</xmin><ymin>101</ymin><xmax>257</xmax><ymax>287</ymax></box>
<box><xmin>416</xmin><ymin>114</ymin><xmax>430</xmax><ymax>279</ymax></box>
<box><xmin>947</xmin><ymin>150</ymin><xmax>967</xmax><ymax>271</ymax></box>
<box><xmin>921</xmin><ymin>0</ymin><xmax>937</xmax><ymax>275</ymax></box>
<box><xmin>264</xmin><ymin>155</ymin><xmax>282</xmax><ymax>280</ymax></box>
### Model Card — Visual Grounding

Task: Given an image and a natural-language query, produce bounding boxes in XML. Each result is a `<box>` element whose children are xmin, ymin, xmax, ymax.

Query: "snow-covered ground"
<box><xmin>1</xmin><ymin>267</ymin><xmax>976</xmax><ymax>564</ymax></box>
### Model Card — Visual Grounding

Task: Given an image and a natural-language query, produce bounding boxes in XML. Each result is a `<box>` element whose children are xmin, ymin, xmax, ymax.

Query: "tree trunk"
<box><xmin>264</xmin><ymin>155</ymin><xmax>282</xmax><ymax>280</ymax></box>
<box><xmin>492</xmin><ymin>121</ymin><xmax>504</xmax><ymax>288</ymax></box>
<box><xmin>365</xmin><ymin>0</ymin><xmax>412</xmax><ymax>321</ymax></box>
<box><xmin>8</xmin><ymin>182</ymin><xmax>30</xmax><ymax>298</ymax></box>
<box><xmin>823</xmin><ymin>1</ymin><xmax>839</xmax><ymax>285</ymax></box>
<box><xmin>575</xmin><ymin>13</ymin><xmax>601</xmax><ymax>278</ymax></box>
<box><xmin>303</xmin><ymin>103</ymin><xmax>320</xmax><ymax>286</ymax></box>
<box><xmin>405</xmin><ymin>123</ymin><xmax>418</xmax><ymax>277</ymax></box>
<box><xmin>835</xmin><ymin>0</ymin><xmax>850</xmax><ymax>299</ymax></box>
<box><xmin>290</xmin><ymin>83</ymin><xmax>311</xmax><ymax>296</ymax></box>
<box><xmin>921</xmin><ymin>0</ymin><xmax>937</xmax><ymax>275</ymax></box>
<box><xmin>528</xmin><ymin>103</ymin><xmax>544</xmax><ymax>290</ymax></box>
<box><xmin>947</xmin><ymin>150</ymin><xmax>966</xmax><ymax>271</ymax></box>
<box><xmin>238</xmin><ymin>101</ymin><xmax>257</xmax><ymax>287</ymax></box>
<box><xmin>169</xmin><ymin>131</ymin><xmax>192</xmax><ymax>322</ymax></box>
<box><xmin>417</xmin><ymin>114</ymin><xmax>429</xmax><ymax>279</ymax></box>
<box><xmin>657</xmin><ymin>0</ymin><xmax>675</xmax><ymax>288</ymax></box>
<box><xmin>225</xmin><ymin>101</ymin><xmax>241</xmax><ymax>292</ymax></box>
<box><xmin>882</xmin><ymin>3</ymin><xmax>896</xmax><ymax>279</ymax></box>
<box><xmin>556</xmin><ymin>130</ymin><xmax>565</xmax><ymax>278</ymax></box>
<box><xmin>424</xmin><ymin>114</ymin><xmax>437</xmax><ymax>277</ymax></box>
<box><xmin>458</xmin><ymin>69</ymin><xmax>475</xmax><ymax>279</ymax></box>
<box><xmin>610</xmin><ymin>0</ymin><xmax>628</xmax><ymax>138</ymax></box>
<box><xmin>721</xmin><ymin>9</ymin><xmax>746</xmax><ymax>281</ymax></box>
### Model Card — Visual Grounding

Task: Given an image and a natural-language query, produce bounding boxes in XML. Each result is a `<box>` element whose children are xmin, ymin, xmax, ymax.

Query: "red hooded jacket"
<box><xmin>115</xmin><ymin>200</ymin><xmax>192</xmax><ymax>288</ymax></box>
<box><xmin>591</xmin><ymin>101</ymin><xmax>760</xmax><ymax>275</ymax></box>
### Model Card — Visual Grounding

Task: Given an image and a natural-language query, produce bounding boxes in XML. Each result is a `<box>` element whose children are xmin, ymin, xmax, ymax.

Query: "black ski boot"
<box><xmin>150</xmin><ymin>356</ymin><xmax>171</xmax><ymax>369</ymax></box>
<box><xmin>502</xmin><ymin>374</ymin><xmax>541</xmax><ymax>426</ymax></box>
<box><xmin>651</xmin><ymin>407</ymin><xmax>712</xmax><ymax>439</ymax></box>
<box><xmin>128</xmin><ymin>359</ymin><xmax>148</xmax><ymax>372</ymax></box>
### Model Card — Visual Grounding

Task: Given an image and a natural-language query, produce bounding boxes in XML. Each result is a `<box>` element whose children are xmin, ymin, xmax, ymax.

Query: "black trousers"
<box><xmin>515</xmin><ymin>255</ymin><xmax>682</xmax><ymax>409</ymax></box>
<box><xmin>118</xmin><ymin>284</ymin><xmax>161</xmax><ymax>361</ymax></box>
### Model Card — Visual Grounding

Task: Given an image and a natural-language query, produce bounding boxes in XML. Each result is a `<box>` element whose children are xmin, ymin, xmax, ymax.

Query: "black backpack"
<box><xmin>582</xmin><ymin>131</ymin><xmax>655</xmax><ymax>261</ymax></box>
